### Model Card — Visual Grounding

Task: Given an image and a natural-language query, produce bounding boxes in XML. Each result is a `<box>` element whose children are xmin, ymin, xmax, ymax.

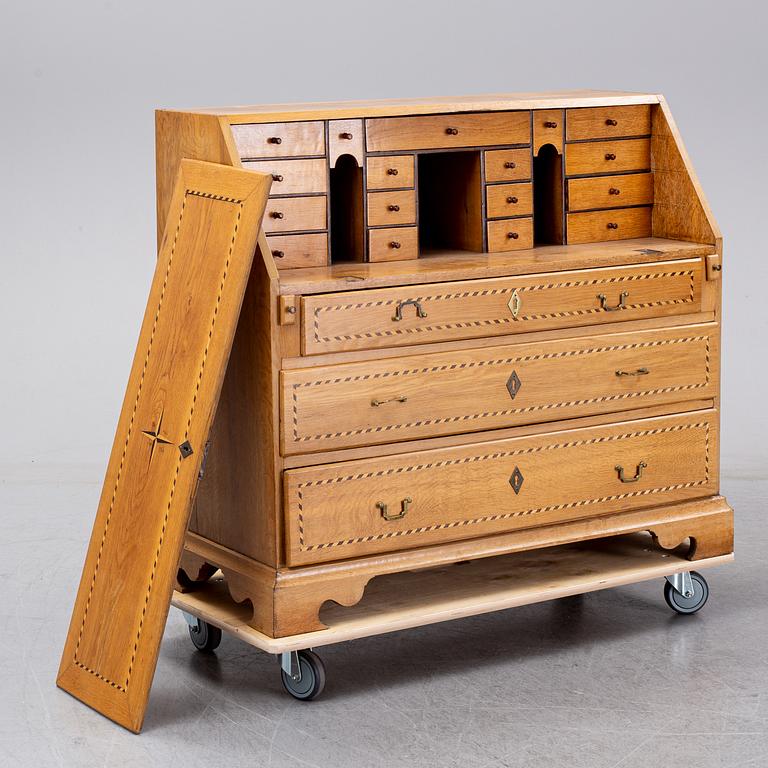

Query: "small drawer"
<box><xmin>329</xmin><ymin>119</ymin><xmax>363</xmax><ymax>165</ymax></box>
<box><xmin>567</xmin><ymin>207</ymin><xmax>652</xmax><ymax>245</ymax></box>
<box><xmin>267</xmin><ymin>233</ymin><xmax>328</xmax><ymax>269</ymax></box>
<box><xmin>484</xmin><ymin>148</ymin><xmax>531</xmax><ymax>183</ymax></box>
<box><xmin>242</xmin><ymin>158</ymin><xmax>328</xmax><ymax>195</ymax></box>
<box><xmin>231</xmin><ymin>121</ymin><xmax>325</xmax><ymax>159</ymax></box>
<box><xmin>566</xmin><ymin>105</ymin><xmax>651</xmax><ymax>141</ymax></box>
<box><xmin>300</xmin><ymin>258</ymin><xmax>704</xmax><ymax>355</ymax></box>
<box><xmin>366</xmin><ymin>111</ymin><xmax>531</xmax><ymax>152</ymax></box>
<box><xmin>264</xmin><ymin>196</ymin><xmax>327</xmax><ymax>233</ymax></box>
<box><xmin>568</xmin><ymin>172</ymin><xmax>653</xmax><ymax>212</ymax></box>
<box><xmin>486</xmin><ymin>217</ymin><xmax>534</xmax><ymax>253</ymax></box>
<box><xmin>284</xmin><ymin>410</ymin><xmax>718</xmax><ymax>564</ymax></box>
<box><xmin>533</xmin><ymin>109</ymin><xmax>564</xmax><ymax>154</ymax></box>
<box><xmin>565</xmin><ymin>139</ymin><xmax>651</xmax><ymax>177</ymax></box>
<box><xmin>486</xmin><ymin>182</ymin><xmax>533</xmax><ymax>219</ymax></box>
<box><xmin>367</xmin><ymin>190</ymin><xmax>417</xmax><ymax>227</ymax></box>
<box><xmin>366</xmin><ymin>155</ymin><xmax>415</xmax><ymax>189</ymax></box>
<box><xmin>368</xmin><ymin>226</ymin><xmax>418</xmax><ymax>262</ymax></box>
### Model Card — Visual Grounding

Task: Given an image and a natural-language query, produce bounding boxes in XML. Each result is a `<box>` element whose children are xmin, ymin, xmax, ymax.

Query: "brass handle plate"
<box><xmin>508</xmin><ymin>288</ymin><xmax>521</xmax><ymax>319</ymax></box>
<box><xmin>597</xmin><ymin>291</ymin><xmax>628</xmax><ymax>311</ymax></box>
<box><xmin>392</xmin><ymin>298</ymin><xmax>427</xmax><ymax>321</ymax></box>
<box><xmin>616</xmin><ymin>461</ymin><xmax>647</xmax><ymax>483</ymax></box>
<box><xmin>616</xmin><ymin>367</ymin><xmax>649</xmax><ymax>377</ymax></box>
<box><xmin>371</xmin><ymin>395</ymin><xmax>408</xmax><ymax>407</ymax></box>
<box><xmin>377</xmin><ymin>497</ymin><xmax>412</xmax><ymax>521</ymax></box>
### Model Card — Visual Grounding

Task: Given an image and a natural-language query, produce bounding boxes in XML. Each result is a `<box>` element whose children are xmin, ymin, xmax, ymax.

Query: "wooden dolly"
<box><xmin>172</xmin><ymin>532</ymin><xmax>732</xmax><ymax>700</ymax></box>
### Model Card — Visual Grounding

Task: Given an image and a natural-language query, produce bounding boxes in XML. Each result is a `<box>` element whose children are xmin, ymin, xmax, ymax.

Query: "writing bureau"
<box><xmin>158</xmin><ymin>92</ymin><xmax>733</xmax><ymax>693</ymax></box>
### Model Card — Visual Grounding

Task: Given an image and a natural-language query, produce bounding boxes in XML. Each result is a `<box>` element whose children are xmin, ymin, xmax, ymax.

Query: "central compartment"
<box><xmin>418</xmin><ymin>151</ymin><xmax>483</xmax><ymax>253</ymax></box>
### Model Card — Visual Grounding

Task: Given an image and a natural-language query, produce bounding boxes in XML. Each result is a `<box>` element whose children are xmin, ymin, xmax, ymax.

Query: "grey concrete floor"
<box><xmin>1</xmin><ymin>464</ymin><xmax>765</xmax><ymax>768</ymax></box>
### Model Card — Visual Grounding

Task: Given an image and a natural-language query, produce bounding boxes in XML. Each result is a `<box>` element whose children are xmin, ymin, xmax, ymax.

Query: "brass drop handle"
<box><xmin>616</xmin><ymin>367</ymin><xmax>649</xmax><ymax>377</ymax></box>
<box><xmin>445</xmin><ymin>127</ymin><xmax>459</xmax><ymax>135</ymax></box>
<box><xmin>270</xmin><ymin>211</ymin><xmax>284</xmax><ymax>219</ymax></box>
<box><xmin>389</xmin><ymin>241</ymin><xmax>401</xmax><ymax>249</ymax></box>
<box><xmin>339</xmin><ymin>132</ymin><xmax>353</xmax><ymax>139</ymax></box>
<box><xmin>377</xmin><ymin>497</ymin><xmax>412</xmax><ymax>521</ymax></box>
<box><xmin>607</xmin><ymin>222</ymin><xmax>619</xmax><ymax>230</ymax></box>
<box><xmin>506</xmin><ymin>196</ymin><xmax>519</xmax><ymax>204</ymax></box>
<box><xmin>267</xmin><ymin>136</ymin><xmax>282</xmax><ymax>144</ymax></box>
<box><xmin>392</xmin><ymin>298</ymin><xmax>427</xmax><ymax>321</ymax></box>
<box><xmin>615</xmin><ymin>461</ymin><xmax>647</xmax><ymax>483</ymax></box>
<box><xmin>388</xmin><ymin>204</ymin><xmax>400</xmax><ymax>212</ymax></box>
<box><xmin>272</xmin><ymin>249</ymin><xmax>285</xmax><ymax>258</ymax></box>
<box><xmin>609</xmin><ymin>187</ymin><xmax>621</xmax><ymax>195</ymax></box>
<box><xmin>597</xmin><ymin>291</ymin><xmax>628</xmax><ymax>311</ymax></box>
<box><xmin>605</xmin><ymin>118</ymin><xmax>618</xmax><ymax>126</ymax></box>
<box><xmin>387</xmin><ymin>168</ymin><xmax>399</xmax><ymax>176</ymax></box>
<box><xmin>605</xmin><ymin>153</ymin><xmax>617</xmax><ymax>161</ymax></box>
<box><xmin>371</xmin><ymin>395</ymin><xmax>408</xmax><ymax>407</ymax></box>
<box><xmin>272</xmin><ymin>173</ymin><xmax>284</xmax><ymax>182</ymax></box>
<box><xmin>507</xmin><ymin>231</ymin><xmax>519</xmax><ymax>239</ymax></box>
<box><xmin>543</xmin><ymin>120</ymin><xmax>558</xmax><ymax>128</ymax></box>
<box><xmin>504</xmin><ymin>161</ymin><xmax>517</xmax><ymax>169</ymax></box>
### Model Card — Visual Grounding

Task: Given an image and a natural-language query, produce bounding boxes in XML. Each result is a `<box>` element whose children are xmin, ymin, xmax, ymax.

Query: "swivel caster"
<box><xmin>664</xmin><ymin>571</ymin><xmax>709</xmax><ymax>615</ymax></box>
<box><xmin>183</xmin><ymin>612</ymin><xmax>222</xmax><ymax>652</ymax></box>
<box><xmin>280</xmin><ymin>650</ymin><xmax>326</xmax><ymax>701</ymax></box>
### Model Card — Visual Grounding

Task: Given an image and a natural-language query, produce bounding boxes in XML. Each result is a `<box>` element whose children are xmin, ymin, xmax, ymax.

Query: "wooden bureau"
<box><xmin>156</xmin><ymin>91</ymin><xmax>733</xmax><ymax>638</ymax></box>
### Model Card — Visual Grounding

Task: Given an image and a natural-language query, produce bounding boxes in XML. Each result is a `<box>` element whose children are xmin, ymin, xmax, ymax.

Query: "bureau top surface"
<box><xmin>167</xmin><ymin>90</ymin><xmax>660</xmax><ymax>123</ymax></box>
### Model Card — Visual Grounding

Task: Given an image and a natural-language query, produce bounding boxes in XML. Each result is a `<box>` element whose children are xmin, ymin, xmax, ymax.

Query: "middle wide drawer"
<box><xmin>281</xmin><ymin>324</ymin><xmax>718</xmax><ymax>455</ymax></box>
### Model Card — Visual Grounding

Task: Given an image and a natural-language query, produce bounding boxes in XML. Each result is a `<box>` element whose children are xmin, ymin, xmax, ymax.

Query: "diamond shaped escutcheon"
<box><xmin>506</xmin><ymin>370</ymin><xmax>521</xmax><ymax>399</ymax></box>
<box><xmin>509</xmin><ymin>466</ymin><xmax>524</xmax><ymax>494</ymax></box>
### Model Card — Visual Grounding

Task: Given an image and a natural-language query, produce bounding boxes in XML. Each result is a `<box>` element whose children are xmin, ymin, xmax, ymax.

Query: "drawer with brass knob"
<box><xmin>263</xmin><ymin>195</ymin><xmax>327</xmax><ymax>233</ymax></box>
<box><xmin>283</xmin><ymin>409</ymin><xmax>718</xmax><ymax>565</ymax></box>
<box><xmin>231</xmin><ymin>120</ymin><xmax>326</xmax><ymax>159</ymax></box>
<box><xmin>367</xmin><ymin>189</ymin><xmax>417</xmax><ymax>227</ymax></box>
<box><xmin>367</xmin><ymin>226</ymin><xmax>418</xmax><ymax>263</ymax></box>
<box><xmin>567</xmin><ymin>172</ymin><xmax>654</xmax><ymax>211</ymax></box>
<box><xmin>565</xmin><ymin>138</ymin><xmax>651</xmax><ymax>177</ymax></box>
<box><xmin>241</xmin><ymin>158</ymin><xmax>328</xmax><ymax>196</ymax></box>
<box><xmin>567</xmin><ymin>207</ymin><xmax>652</xmax><ymax>244</ymax></box>
<box><xmin>366</xmin><ymin>155</ymin><xmax>415</xmax><ymax>190</ymax></box>
<box><xmin>566</xmin><ymin>105</ymin><xmax>651</xmax><ymax>141</ymax></box>
<box><xmin>486</xmin><ymin>182</ymin><xmax>533</xmax><ymax>219</ymax></box>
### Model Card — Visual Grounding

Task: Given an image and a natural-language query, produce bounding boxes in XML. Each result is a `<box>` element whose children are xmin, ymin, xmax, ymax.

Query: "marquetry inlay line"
<box><xmin>72</xmin><ymin>189</ymin><xmax>243</xmax><ymax>692</ymax></box>
<box><xmin>310</xmin><ymin>270</ymin><xmax>696</xmax><ymax>344</ymax></box>
<box><xmin>289</xmin><ymin>336</ymin><xmax>711</xmax><ymax>443</ymax></box>
<box><xmin>295</xmin><ymin>421</ymin><xmax>710</xmax><ymax>551</ymax></box>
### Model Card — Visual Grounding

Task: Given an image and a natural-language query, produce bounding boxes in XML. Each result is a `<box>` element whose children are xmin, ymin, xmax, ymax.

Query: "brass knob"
<box><xmin>607</xmin><ymin>222</ymin><xmax>619</xmax><ymax>229</ymax></box>
<box><xmin>339</xmin><ymin>132</ymin><xmax>353</xmax><ymax>139</ymax></box>
<box><xmin>445</xmin><ymin>127</ymin><xmax>459</xmax><ymax>135</ymax></box>
<box><xmin>387</xmin><ymin>168</ymin><xmax>399</xmax><ymax>176</ymax></box>
<box><xmin>270</xmin><ymin>211</ymin><xmax>284</xmax><ymax>219</ymax></box>
<box><xmin>267</xmin><ymin>136</ymin><xmax>282</xmax><ymax>144</ymax></box>
<box><xmin>389</xmin><ymin>241</ymin><xmax>401</xmax><ymax>249</ymax></box>
<box><xmin>504</xmin><ymin>161</ymin><xmax>516</xmax><ymax>169</ymax></box>
<box><xmin>506</xmin><ymin>196</ymin><xmax>518</xmax><ymax>204</ymax></box>
<box><xmin>605</xmin><ymin>118</ymin><xmax>618</xmax><ymax>126</ymax></box>
<box><xmin>272</xmin><ymin>249</ymin><xmax>285</xmax><ymax>258</ymax></box>
<box><xmin>543</xmin><ymin>120</ymin><xmax>558</xmax><ymax>128</ymax></box>
<box><xmin>605</xmin><ymin>153</ymin><xmax>616</xmax><ymax>161</ymax></box>
<box><xmin>507</xmin><ymin>232</ymin><xmax>519</xmax><ymax>240</ymax></box>
<box><xmin>388</xmin><ymin>204</ymin><xmax>400</xmax><ymax>212</ymax></box>
<box><xmin>272</xmin><ymin>174</ymin><xmax>284</xmax><ymax>182</ymax></box>
<box><xmin>609</xmin><ymin>187</ymin><xmax>621</xmax><ymax>195</ymax></box>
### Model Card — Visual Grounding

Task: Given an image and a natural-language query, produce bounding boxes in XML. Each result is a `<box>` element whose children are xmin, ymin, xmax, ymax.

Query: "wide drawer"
<box><xmin>231</xmin><ymin>121</ymin><xmax>325</xmax><ymax>159</ymax></box>
<box><xmin>264</xmin><ymin>196</ymin><xmax>326</xmax><ymax>233</ymax></box>
<box><xmin>300</xmin><ymin>258</ymin><xmax>705</xmax><ymax>355</ymax></box>
<box><xmin>284</xmin><ymin>410</ymin><xmax>718</xmax><ymax>565</ymax></box>
<box><xmin>267</xmin><ymin>233</ymin><xmax>328</xmax><ymax>269</ymax></box>
<box><xmin>566</xmin><ymin>105</ymin><xmax>651</xmax><ymax>141</ymax></box>
<box><xmin>367</xmin><ymin>189</ymin><xmax>417</xmax><ymax>227</ymax></box>
<box><xmin>242</xmin><ymin>158</ymin><xmax>328</xmax><ymax>195</ymax></box>
<box><xmin>365</xmin><ymin>111</ymin><xmax>531</xmax><ymax>152</ymax></box>
<box><xmin>568</xmin><ymin>172</ymin><xmax>653</xmax><ymax>211</ymax></box>
<box><xmin>567</xmin><ymin>207</ymin><xmax>652</xmax><ymax>244</ymax></box>
<box><xmin>565</xmin><ymin>139</ymin><xmax>651</xmax><ymax>177</ymax></box>
<box><xmin>281</xmin><ymin>325</ymin><xmax>718</xmax><ymax>455</ymax></box>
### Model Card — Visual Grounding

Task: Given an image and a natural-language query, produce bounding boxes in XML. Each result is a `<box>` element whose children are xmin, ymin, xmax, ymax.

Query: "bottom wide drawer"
<box><xmin>284</xmin><ymin>411</ymin><xmax>717</xmax><ymax>565</ymax></box>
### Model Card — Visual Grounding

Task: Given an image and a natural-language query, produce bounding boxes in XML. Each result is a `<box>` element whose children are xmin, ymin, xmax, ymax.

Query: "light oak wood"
<box><xmin>565</xmin><ymin>138</ymin><xmax>651</xmax><ymax>177</ymax></box>
<box><xmin>568</xmin><ymin>172</ymin><xmax>654</xmax><ymax>212</ymax></box>
<box><xmin>533</xmin><ymin>109</ymin><xmax>564</xmax><ymax>155</ymax></box>
<box><xmin>368</xmin><ymin>226</ymin><xmax>419</xmax><ymax>262</ymax></box>
<box><xmin>329</xmin><ymin>118</ymin><xmax>364</xmax><ymax>166</ymax></box>
<box><xmin>566</xmin><ymin>105</ymin><xmax>651</xmax><ymax>141</ymax></box>
<box><xmin>487</xmin><ymin>217</ymin><xmax>534</xmax><ymax>253</ymax></box>
<box><xmin>484</xmin><ymin>148</ymin><xmax>532</xmax><ymax>183</ymax></box>
<box><xmin>366</xmin><ymin>111</ymin><xmax>531</xmax><ymax>152</ymax></box>
<box><xmin>280</xmin><ymin>324</ymin><xmax>718</xmax><ymax>454</ymax></box>
<box><xmin>366</xmin><ymin>189</ymin><xmax>417</xmax><ymax>227</ymax></box>
<box><xmin>263</xmin><ymin>195</ymin><xmax>326</xmax><ymax>233</ymax></box>
<box><xmin>231</xmin><ymin>121</ymin><xmax>325</xmax><ymax>159</ymax></box>
<box><xmin>486</xmin><ymin>182</ymin><xmax>534</xmax><ymax>219</ymax></box>
<box><xmin>266</xmin><ymin>232</ymin><xmax>328</xmax><ymax>269</ymax></box>
<box><xmin>242</xmin><ymin>158</ymin><xmax>327</xmax><ymax>195</ymax></box>
<box><xmin>567</xmin><ymin>207</ymin><xmax>652</xmax><ymax>244</ymax></box>
<box><xmin>366</xmin><ymin>155</ymin><xmax>415</xmax><ymax>190</ymax></box>
<box><xmin>58</xmin><ymin>160</ymin><xmax>271</xmax><ymax>732</ymax></box>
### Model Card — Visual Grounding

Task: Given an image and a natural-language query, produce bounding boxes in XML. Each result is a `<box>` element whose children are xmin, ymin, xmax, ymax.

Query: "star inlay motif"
<box><xmin>141</xmin><ymin>409</ymin><xmax>173</xmax><ymax>465</ymax></box>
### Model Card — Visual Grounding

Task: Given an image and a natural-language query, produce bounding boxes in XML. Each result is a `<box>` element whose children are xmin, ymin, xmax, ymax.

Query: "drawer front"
<box><xmin>566</xmin><ymin>105</ymin><xmax>651</xmax><ymax>142</ymax></box>
<box><xmin>231</xmin><ymin>121</ymin><xmax>325</xmax><ymax>159</ymax></box>
<box><xmin>281</xmin><ymin>325</ymin><xmax>718</xmax><ymax>454</ymax></box>
<box><xmin>568</xmin><ymin>172</ymin><xmax>653</xmax><ymax>212</ymax></box>
<box><xmin>367</xmin><ymin>190</ymin><xmax>417</xmax><ymax>227</ymax></box>
<box><xmin>366</xmin><ymin>111</ymin><xmax>531</xmax><ymax>152</ymax></box>
<box><xmin>484</xmin><ymin>148</ymin><xmax>532</xmax><ymax>183</ymax></box>
<box><xmin>486</xmin><ymin>182</ymin><xmax>534</xmax><ymax>219</ymax></box>
<box><xmin>567</xmin><ymin>207</ymin><xmax>652</xmax><ymax>245</ymax></box>
<box><xmin>368</xmin><ymin>226</ymin><xmax>419</xmax><ymax>262</ymax></box>
<box><xmin>284</xmin><ymin>411</ymin><xmax>718</xmax><ymax>564</ymax></box>
<box><xmin>533</xmin><ymin>109</ymin><xmax>564</xmax><ymax>153</ymax></box>
<box><xmin>486</xmin><ymin>217</ymin><xmax>534</xmax><ymax>253</ymax></box>
<box><xmin>300</xmin><ymin>258</ymin><xmax>705</xmax><ymax>355</ymax></box>
<box><xmin>264</xmin><ymin>196</ymin><xmax>326</xmax><ymax>233</ymax></box>
<box><xmin>267</xmin><ymin>233</ymin><xmax>328</xmax><ymax>269</ymax></box>
<box><xmin>242</xmin><ymin>158</ymin><xmax>328</xmax><ymax>195</ymax></box>
<box><xmin>366</xmin><ymin>155</ymin><xmax>415</xmax><ymax>189</ymax></box>
<box><xmin>565</xmin><ymin>139</ymin><xmax>651</xmax><ymax>177</ymax></box>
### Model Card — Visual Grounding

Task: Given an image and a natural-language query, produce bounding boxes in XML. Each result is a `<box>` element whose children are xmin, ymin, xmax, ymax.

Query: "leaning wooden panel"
<box><xmin>57</xmin><ymin>159</ymin><xmax>271</xmax><ymax>733</ymax></box>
